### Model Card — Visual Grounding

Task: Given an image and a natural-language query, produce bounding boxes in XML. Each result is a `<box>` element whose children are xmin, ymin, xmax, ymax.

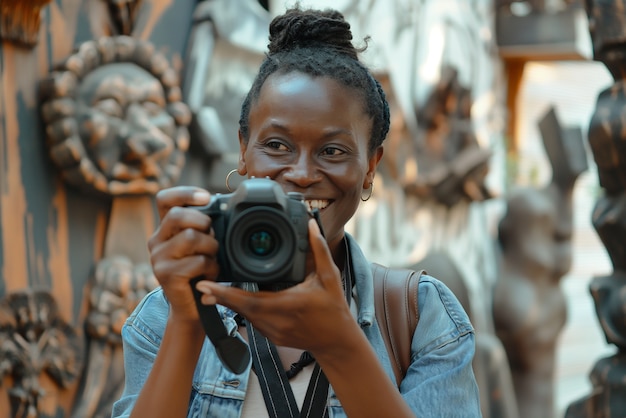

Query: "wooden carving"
<box><xmin>70</xmin><ymin>256</ymin><xmax>157</xmax><ymax>418</ymax></box>
<box><xmin>0</xmin><ymin>0</ymin><xmax>52</xmax><ymax>47</ymax></box>
<box><xmin>0</xmin><ymin>290</ymin><xmax>83</xmax><ymax>418</ymax></box>
<box><xmin>39</xmin><ymin>36</ymin><xmax>191</xmax><ymax>196</ymax></box>
<box><xmin>493</xmin><ymin>107</ymin><xmax>587</xmax><ymax>418</ymax></box>
<box><xmin>404</xmin><ymin>66</ymin><xmax>492</xmax><ymax>207</ymax></box>
<box><xmin>566</xmin><ymin>0</ymin><xmax>626</xmax><ymax>416</ymax></box>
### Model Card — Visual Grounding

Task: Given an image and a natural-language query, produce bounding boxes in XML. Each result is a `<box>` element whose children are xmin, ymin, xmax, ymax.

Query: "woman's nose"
<box><xmin>282</xmin><ymin>154</ymin><xmax>322</xmax><ymax>187</ymax></box>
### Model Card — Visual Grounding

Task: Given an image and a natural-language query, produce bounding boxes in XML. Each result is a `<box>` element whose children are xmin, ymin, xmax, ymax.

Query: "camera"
<box><xmin>196</xmin><ymin>177</ymin><xmax>310</xmax><ymax>288</ymax></box>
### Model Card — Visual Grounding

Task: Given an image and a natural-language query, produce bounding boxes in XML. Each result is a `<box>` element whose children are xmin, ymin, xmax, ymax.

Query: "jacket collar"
<box><xmin>344</xmin><ymin>233</ymin><xmax>375</xmax><ymax>327</ymax></box>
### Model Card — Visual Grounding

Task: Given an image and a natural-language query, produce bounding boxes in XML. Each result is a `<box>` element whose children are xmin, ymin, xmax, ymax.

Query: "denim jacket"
<box><xmin>112</xmin><ymin>234</ymin><xmax>481</xmax><ymax>417</ymax></box>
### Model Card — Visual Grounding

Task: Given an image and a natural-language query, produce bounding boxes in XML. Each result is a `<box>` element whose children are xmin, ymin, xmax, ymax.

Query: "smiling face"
<box><xmin>238</xmin><ymin>72</ymin><xmax>383</xmax><ymax>258</ymax></box>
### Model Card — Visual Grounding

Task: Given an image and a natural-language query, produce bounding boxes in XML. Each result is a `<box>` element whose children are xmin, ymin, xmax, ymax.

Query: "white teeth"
<box><xmin>305</xmin><ymin>200</ymin><xmax>330</xmax><ymax>211</ymax></box>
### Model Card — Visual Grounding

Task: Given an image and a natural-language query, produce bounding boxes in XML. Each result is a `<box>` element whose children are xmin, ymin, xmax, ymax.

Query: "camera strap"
<box><xmin>189</xmin><ymin>276</ymin><xmax>251</xmax><ymax>374</ymax></box>
<box><xmin>247</xmin><ymin>321</ymin><xmax>330</xmax><ymax>418</ymax></box>
<box><xmin>247</xmin><ymin>237</ymin><xmax>353</xmax><ymax>418</ymax></box>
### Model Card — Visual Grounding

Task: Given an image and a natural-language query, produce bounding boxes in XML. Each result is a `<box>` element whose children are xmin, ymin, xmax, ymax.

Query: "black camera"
<box><xmin>196</xmin><ymin>177</ymin><xmax>310</xmax><ymax>288</ymax></box>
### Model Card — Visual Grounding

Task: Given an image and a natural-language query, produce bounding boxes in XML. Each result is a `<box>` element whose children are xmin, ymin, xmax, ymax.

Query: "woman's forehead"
<box><xmin>255</xmin><ymin>72</ymin><xmax>367</xmax><ymax>116</ymax></box>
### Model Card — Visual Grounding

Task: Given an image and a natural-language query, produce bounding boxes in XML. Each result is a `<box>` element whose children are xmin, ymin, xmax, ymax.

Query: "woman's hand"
<box><xmin>194</xmin><ymin>220</ymin><xmax>415</xmax><ymax>417</ymax></box>
<box><xmin>147</xmin><ymin>186</ymin><xmax>220</xmax><ymax>324</ymax></box>
<box><xmin>195</xmin><ymin>219</ymin><xmax>355</xmax><ymax>354</ymax></box>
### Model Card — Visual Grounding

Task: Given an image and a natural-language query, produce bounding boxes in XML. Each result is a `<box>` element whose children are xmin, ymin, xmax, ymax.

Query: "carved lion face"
<box><xmin>76</xmin><ymin>63</ymin><xmax>177</xmax><ymax>185</ymax></box>
<box><xmin>39</xmin><ymin>37</ymin><xmax>191</xmax><ymax>196</ymax></box>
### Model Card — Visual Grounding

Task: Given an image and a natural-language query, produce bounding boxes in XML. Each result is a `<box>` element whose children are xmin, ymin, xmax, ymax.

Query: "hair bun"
<box><xmin>268</xmin><ymin>8</ymin><xmax>357</xmax><ymax>59</ymax></box>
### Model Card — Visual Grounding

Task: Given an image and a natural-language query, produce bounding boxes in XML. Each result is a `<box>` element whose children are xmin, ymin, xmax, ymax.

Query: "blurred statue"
<box><xmin>180</xmin><ymin>0</ymin><xmax>270</xmax><ymax>191</ymax></box>
<box><xmin>405</xmin><ymin>65</ymin><xmax>493</xmax><ymax>207</ymax></box>
<box><xmin>494</xmin><ymin>107</ymin><xmax>587</xmax><ymax>418</ymax></box>
<box><xmin>566</xmin><ymin>2</ymin><xmax>626</xmax><ymax>416</ymax></box>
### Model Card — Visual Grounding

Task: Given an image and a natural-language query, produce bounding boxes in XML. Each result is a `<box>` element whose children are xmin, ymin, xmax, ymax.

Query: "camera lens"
<box><xmin>248</xmin><ymin>230</ymin><xmax>275</xmax><ymax>256</ymax></box>
<box><xmin>227</xmin><ymin>206</ymin><xmax>296</xmax><ymax>282</ymax></box>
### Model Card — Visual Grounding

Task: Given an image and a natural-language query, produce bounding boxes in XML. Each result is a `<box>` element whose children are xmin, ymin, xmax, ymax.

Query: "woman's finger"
<box><xmin>195</xmin><ymin>281</ymin><xmax>269</xmax><ymax>315</ymax></box>
<box><xmin>155</xmin><ymin>186</ymin><xmax>211</xmax><ymax>220</ymax></box>
<box><xmin>308</xmin><ymin>219</ymin><xmax>342</xmax><ymax>288</ymax></box>
<box><xmin>148</xmin><ymin>207</ymin><xmax>213</xmax><ymax>250</ymax></box>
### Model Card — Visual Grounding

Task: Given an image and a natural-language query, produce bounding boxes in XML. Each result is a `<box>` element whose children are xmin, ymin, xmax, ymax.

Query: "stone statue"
<box><xmin>494</xmin><ymin>107</ymin><xmax>587</xmax><ymax>418</ymax></box>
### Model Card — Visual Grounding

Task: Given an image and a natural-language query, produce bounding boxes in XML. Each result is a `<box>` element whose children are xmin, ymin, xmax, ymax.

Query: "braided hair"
<box><xmin>238</xmin><ymin>7</ymin><xmax>390</xmax><ymax>154</ymax></box>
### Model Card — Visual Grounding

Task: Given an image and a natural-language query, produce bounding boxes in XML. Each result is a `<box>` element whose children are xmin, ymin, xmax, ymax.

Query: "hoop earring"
<box><xmin>225</xmin><ymin>169</ymin><xmax>240</xmax><ymax>192</ymax></box>
<box><xmin>361</xmin><ymin>182</ymin><xmax>373</xmax><ymax>202</ymax></box>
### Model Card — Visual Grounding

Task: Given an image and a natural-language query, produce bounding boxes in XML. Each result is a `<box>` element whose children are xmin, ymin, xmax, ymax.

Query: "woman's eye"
<box><xmin>266</xmin><ymin>141</ymin><xmax>289</xmax><ymax>151</ymax></box>
<box><xmin>321</xmin><ymin>147</ymin><xmax>345</xmax><ymax>156</ymax></box>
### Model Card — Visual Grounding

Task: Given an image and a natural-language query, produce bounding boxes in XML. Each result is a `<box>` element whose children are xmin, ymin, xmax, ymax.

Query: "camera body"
<box><xmin>196</xmin><ymin>177</ymin><xmax>310</xmax><ymax>288</ymax></box>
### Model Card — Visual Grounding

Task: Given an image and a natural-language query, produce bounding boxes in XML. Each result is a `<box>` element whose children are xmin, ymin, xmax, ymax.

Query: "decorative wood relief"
<box><xmin>36</xmin><ymin>33</ymin><xmax>185</xmax><ymax>418</ymax></box>
<box><xmin>0</xmin><ymin>1</ymin><xmax>196</xmax><ymax>417</ymax></box>
<box><xmin>39</xmin><ymin>36</ymin><xmax>191</xmax><ymax>196</ymax></box>
<box><xmin>71</xmin><ymin>256</ymin><xmax>157</xmax><ymax>418</ymax></box>
<box><xmin>0</xmin><ymin>290</ymin><xmax>83</xmax><ymax>418</ymax></box>
<box><xmin>0</xmin><ymin>0</ymin><xmax>52</xmax><ymax>47</ymax></box>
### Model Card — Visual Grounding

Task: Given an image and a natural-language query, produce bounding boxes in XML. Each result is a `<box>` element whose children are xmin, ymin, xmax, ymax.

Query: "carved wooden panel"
<box><xmin>0</xmin><ymin>1</ymin><xmax>196</xmax><ymax>417</ymax></box>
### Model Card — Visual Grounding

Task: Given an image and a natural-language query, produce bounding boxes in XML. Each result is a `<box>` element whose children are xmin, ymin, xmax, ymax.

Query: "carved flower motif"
<box><xmin>85</xmin><ymin>256</ymin><xmax>158</xmax><ymax>344</ymax></box>
<box><xmin>0</xmin><ymin>289</ymin><xmax>83</xmax><ymax>417</ymax></box>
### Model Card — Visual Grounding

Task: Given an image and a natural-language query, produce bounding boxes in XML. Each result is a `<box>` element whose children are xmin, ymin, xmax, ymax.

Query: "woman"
<box><xmin>112</xmin><ymin>7</ymin><xmax>481</xmax><ymax>418</ymax></box>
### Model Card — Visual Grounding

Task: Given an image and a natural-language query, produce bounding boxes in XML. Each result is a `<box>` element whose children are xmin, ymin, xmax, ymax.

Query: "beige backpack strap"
<box><xmin>372</xmin><ymin>262</ymin><xmax>423</xmax><ymax>387</ymax></box>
